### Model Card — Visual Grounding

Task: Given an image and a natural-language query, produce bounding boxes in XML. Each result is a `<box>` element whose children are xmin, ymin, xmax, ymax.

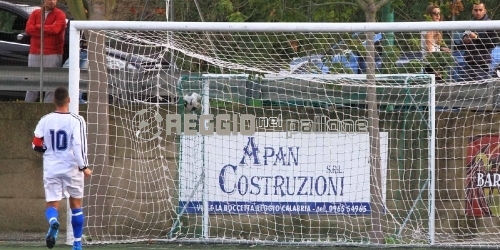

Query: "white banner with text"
<box><xmin>179</xmin><ymin>132</ymin><xmax>388</xmax><ymax>215</ymax></box>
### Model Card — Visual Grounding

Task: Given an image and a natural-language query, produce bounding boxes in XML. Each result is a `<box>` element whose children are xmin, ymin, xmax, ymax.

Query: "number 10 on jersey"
<box><xmin>49</xmin><ymin>129</ymin><xmax>68</xmax><ymax>151</ymax></box>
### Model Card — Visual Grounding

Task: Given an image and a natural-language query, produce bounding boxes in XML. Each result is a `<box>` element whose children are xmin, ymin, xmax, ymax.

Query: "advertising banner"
<box><xmin>466</xmin><ymin>135</ymin><xmax>500</xmax><ymax>217</ymax></box>
<box><xmin>179</xmin><ymin>132</ymin><xmax>388</xmax><ymax>215</ymax></box>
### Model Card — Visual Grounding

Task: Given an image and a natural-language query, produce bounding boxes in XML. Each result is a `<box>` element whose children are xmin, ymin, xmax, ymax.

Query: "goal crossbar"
<box><xmin>69</xmin><ymin>20</ymin><xmax>500</xmax><ymax>32</ymax></box>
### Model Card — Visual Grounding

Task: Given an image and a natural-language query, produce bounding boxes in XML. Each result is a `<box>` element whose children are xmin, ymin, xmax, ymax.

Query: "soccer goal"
<box><xmin>67</xmin><ymin>20</ymin><xmax>500</xmax><ymax>247</ymax></box>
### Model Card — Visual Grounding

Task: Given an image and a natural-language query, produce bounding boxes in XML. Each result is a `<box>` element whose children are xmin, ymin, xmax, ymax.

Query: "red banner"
<box><xmin>466</xmin><ymin>135</ymin><xmax>500</xmax><ymax>217</ymax></box>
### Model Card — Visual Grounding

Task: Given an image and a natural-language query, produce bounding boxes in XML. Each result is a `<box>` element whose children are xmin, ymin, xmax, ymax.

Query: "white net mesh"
<box><xmin>73</xmin><ymin>22</ymin><xmax>500</xmax><ymax>247</ymax></box>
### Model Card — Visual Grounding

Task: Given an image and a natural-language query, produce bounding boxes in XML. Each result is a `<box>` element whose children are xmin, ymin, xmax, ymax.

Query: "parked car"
<box><xmin>289</xmin><ymin>32</ymin><xmax>500</xmax><ymax>81</ymax></box>
<box><xmin>0</xmin><ymin>0</ymin><xmax>171</xmax><ymax>101</ymax></box>
<box><xmin>289</xmin><ymin>55</ymin><xmax>326</xmax><ymax>74</ymax></box>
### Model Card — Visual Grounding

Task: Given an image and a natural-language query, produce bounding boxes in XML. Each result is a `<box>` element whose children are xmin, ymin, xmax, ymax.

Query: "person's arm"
<box><xmin>440</xmin><ymin>46</ymin><xmax>451</xmax><ymax>52</ymax></box>
<box><xmin>424</xmin><ymin>31</ymin><xmax>434</xmax><ymax>52</ymax></box>
<box><xmin>40</xmin><ymin>11</ymin><xmax>66</xmax><ymax>36</ymax></box>
<box><xmin>439</xmin><ymin>39</ymin><xmax>451</xmax><ymax>52</ymax></box>
<box><xmin>72</xmin><ymin>116</ymin><xmax>88</xmax><ymax>170</ymax></box>
<box><xmin>32</xmin><ymin>119</ymin><xmax>46</xmax><ymax>153</ymax></box>
<box><xmin>25</xmin><ymin>10</ymin><xmax>40</xmax><ymax>38</ymax></box>
<box><xmin>437</xmin><ymin>32</ymin><xmax>451</xmax><ymax>52</ymax></box>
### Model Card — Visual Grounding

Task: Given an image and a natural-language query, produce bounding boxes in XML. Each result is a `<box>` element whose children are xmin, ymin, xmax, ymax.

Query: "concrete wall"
<box><xmin>0</xmin><ymin>103</ymin><xmax>74</xmax><ymax>232</ymax></box>
<box><xmin>1</xmin><ymin>102</ymin><xmax>499</xmax><ymax>243</ymax></box>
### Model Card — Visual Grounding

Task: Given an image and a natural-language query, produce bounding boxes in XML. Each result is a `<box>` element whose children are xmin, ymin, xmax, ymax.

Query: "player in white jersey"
<box><xmin>32</xmin><ymin>86</ymin><xmax>92</xmax><ymax>250</ymax></box>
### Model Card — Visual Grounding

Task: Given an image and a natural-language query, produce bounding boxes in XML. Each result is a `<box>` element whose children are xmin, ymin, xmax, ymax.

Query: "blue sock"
<box><xmin>45</xmin><ymin>207</ymin><xmax>58</xmax><ymax>224</ymax></box>
<box><xmin>71</xmin><ymin>208</ymin><xmax>84</xmax><ymax>242</ymax></box>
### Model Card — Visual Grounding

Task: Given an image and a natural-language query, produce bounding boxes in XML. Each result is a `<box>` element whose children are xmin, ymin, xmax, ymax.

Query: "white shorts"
<box><xmin>44</xmin><ymin>172</ymin><xmax>84</xmax><ymax>202</ymax></box>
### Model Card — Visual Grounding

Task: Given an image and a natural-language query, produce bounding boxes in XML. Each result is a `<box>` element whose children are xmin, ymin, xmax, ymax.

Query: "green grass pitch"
<box><xmin>0</xmin><ymin>241</ymin><xmax>487</xmax><ymax>250</ymax></box>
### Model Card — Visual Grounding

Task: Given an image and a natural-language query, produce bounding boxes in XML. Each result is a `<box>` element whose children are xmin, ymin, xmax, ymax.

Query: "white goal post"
<box><xmin>67</xmin><ymin>20</ymin><xmax>500</xmax><ymax>247</ymax></box>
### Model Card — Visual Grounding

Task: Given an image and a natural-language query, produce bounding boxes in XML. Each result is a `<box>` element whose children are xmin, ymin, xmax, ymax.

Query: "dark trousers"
<box><xmin>463</xmin><ymin>63</ymin><xmax>491</xmax><ymax>81</ymax></box>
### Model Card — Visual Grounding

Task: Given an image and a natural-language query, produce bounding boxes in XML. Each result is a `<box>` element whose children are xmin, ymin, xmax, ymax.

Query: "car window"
<box><xmin>0</xmin><ymin>9</ymin><xmax>24</xmax><ymax>34</ymax></box>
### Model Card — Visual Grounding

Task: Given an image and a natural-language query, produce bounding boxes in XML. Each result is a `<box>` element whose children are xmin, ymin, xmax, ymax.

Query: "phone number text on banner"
<box><xmin>179</xmin><ymin>201</ymin><xmax>371</xmax><ymax>215</ymax></box>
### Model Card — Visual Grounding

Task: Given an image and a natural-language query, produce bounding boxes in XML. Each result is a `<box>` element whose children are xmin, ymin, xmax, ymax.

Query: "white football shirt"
<box><xmin>34</xmin><ymin>112</ymin><xmax>88</xmax><ymax>178</ymax></box>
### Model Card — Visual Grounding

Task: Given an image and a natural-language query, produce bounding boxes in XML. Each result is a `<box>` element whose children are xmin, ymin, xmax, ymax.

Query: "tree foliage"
<box><xmin>59</xmin><ymin>0</ymin><xmax>500</xmax><ymax>76</ymax></box>
<box><xmin>169</xmin><ymin>0</ymin><xmax>500</xmax><ymax>23</ymax></box>
<box><xmin>61</xmin><ymin>0</ymin><xmax>500</xmax><ymax>24</ymax></box>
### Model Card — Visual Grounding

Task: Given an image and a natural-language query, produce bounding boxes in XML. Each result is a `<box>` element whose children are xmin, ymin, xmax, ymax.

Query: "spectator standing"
<box><xmin>25</xmin><ymin>0</ymin><xmax>66</xmax><ymax>103</ymax></box>
<box><xmin>461</xmin><ymin>1</ymin><xmax>498</xmax><ymax>81</ymax></box>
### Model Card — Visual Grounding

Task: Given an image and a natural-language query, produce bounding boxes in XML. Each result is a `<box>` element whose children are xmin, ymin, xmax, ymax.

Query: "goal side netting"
<box><xmin>67</xmin><ymin>20</ymin><xmax>500</xmax><ymax>247</ymax></box>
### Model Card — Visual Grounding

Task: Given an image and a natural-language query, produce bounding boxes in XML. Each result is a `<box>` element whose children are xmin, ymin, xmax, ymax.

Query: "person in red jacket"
<box><xmin>25</xmin><ymin>0</ymin><xmax>67</xmax><ymax>103</ymax></box>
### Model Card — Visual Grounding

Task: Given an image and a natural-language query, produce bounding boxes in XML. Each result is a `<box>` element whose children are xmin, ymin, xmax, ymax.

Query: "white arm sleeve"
<box><xmin>34</xmin><ymin>118</ymin><xmax>44</xmax><ymax>138</ymax></box>
<box><xmin>72</xmin><ymin>115</ymin><xmax>88</xmax><ymax>168</ymax></box>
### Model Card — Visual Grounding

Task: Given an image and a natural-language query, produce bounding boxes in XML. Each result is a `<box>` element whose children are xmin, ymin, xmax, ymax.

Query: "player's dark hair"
<box><xmin>473</xmin><ymin>1</ymin><xmax>486</xmax><ymax>7</ymax></box>
<box><xmin>54</xmin><ymin>86</ymin><xmax>69</xmax><ymax>107</ymax></box>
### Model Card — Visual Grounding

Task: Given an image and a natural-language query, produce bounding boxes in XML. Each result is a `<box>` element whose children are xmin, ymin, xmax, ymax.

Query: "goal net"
<box><xmin>68</xmin><ymin>20</ymin><xmax>500</xmax><ymax>247</ymax></box>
